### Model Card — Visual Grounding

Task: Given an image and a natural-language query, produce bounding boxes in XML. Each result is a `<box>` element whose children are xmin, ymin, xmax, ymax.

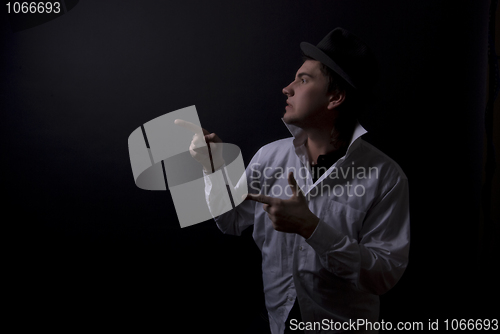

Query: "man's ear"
<box><xmin>327</xmin><ymin>90</ymin><xmax>346</xmax><ymax>110</ymax></box>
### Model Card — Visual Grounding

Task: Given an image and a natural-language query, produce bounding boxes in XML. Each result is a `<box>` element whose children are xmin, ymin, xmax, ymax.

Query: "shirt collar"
<box><xmin>281</xmin><ymin>118</ymin><xmax>368</xmax><ymax>154</ymax></box>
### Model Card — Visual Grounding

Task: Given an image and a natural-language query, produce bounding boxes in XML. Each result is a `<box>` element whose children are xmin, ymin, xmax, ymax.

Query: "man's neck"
<box><xmin>304</xmin><ymin>128</ymin><xmax>340</xmax><ymax>165</ymax></box>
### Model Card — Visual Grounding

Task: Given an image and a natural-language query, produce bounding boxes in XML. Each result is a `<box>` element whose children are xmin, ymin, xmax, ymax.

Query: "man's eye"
<box><xmin>301</xmin><ymin>78</ymin><xmax>306</xmax><ymax>83</ymax></box>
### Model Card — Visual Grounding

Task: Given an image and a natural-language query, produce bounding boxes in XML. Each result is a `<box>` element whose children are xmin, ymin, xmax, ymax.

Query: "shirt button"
<box><xmin>288</xmin><ymin>297</ymin><xmax>294</xmax><ymax>302</ymax></box>
<box><xmin>299</xmin><ymin>246</ymin><xmax>303</xmax><ymax>251</ymax></box>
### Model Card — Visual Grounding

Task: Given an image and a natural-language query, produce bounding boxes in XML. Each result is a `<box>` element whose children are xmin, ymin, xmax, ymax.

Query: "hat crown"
<box><xmin>302</xmin><ymin>27</ymin><xmax>378</xmax><ymax>92</ymax></box>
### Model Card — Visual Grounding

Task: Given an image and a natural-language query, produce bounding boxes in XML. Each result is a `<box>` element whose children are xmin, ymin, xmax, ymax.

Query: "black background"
<box><xmin>2</xmin><ymin>0</ymin><xmax>498</xmax><ymax>331</ymax></box>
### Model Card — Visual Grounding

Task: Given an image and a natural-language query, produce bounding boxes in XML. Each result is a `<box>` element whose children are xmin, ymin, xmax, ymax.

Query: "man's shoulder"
<box><xmin>249</xmin><ymin>137</ymin><xmax>294</xmax><ymax>165</ymax></box>
<box><xmin>260</xmin><ymin>137</ymin><xmax>294</xmax><ymax>152</ymax></box>
<box><xmin>356</xmin><ymin>138</ymin><xmax>407</xmax><ymax>181</ymax></box>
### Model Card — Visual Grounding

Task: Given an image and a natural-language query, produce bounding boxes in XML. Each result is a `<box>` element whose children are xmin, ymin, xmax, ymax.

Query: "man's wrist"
<box><xmin>300</xmin><ymin>215</ymin><xmax>320</xmax><ymax>239</ymax></box>
<box><xmin>202</xmin><ymin>159</ymin><xmax>225</xmax><ymax>173</ymax></box>
<box><xmin>213</xmin><ymin>159</ymin><xmax>225</xmax><ymax>171</ymax></box>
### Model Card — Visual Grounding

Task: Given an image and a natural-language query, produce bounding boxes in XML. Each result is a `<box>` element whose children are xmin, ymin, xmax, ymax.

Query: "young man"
<box><xmin>178</xmin><ymin>28</ymin><xmax>410</xmax><ymax>333</ymax></box>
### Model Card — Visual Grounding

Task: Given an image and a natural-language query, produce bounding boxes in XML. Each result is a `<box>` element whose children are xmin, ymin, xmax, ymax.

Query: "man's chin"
<box><xmin>283</xmin><ymin>113</ymin><xmax>297</xmax><ymax>125</ymax></box>
<box><xmin>283</xmin><ymin>116</ymin><xmax>304</xmax><ymax>128</ymax></box>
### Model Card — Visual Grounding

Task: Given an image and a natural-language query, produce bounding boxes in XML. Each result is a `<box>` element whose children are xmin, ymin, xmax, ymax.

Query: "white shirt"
<box><xmin>204</xmin><ymin>120</ymin><xmax>410</xmax><ymax>333</ymax></box>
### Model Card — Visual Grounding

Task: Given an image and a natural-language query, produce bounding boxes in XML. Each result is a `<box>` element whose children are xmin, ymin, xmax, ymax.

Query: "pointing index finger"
<box><xmin>244</xmin><ymin>193</ymin><xmax>276</xmax><ymax>205</ymax></box>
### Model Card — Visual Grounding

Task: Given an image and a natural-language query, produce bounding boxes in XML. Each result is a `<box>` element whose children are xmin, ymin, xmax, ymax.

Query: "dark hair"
<box><xmin>301</xmin><ymin>54</ymin><xmax>360</xmax><ymax>150</ymax></box>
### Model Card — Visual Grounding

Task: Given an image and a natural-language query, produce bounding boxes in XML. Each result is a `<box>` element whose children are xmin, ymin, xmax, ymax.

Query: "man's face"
<box><xmin>282</xmin><ymin>60</ymin><xmax>333</xmax><ymax>128</ymax></box>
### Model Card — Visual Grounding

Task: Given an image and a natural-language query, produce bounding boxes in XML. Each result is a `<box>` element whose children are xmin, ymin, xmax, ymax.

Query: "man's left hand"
<box><xmin>245</xmin><ymin>172</ymin><xmax>319</xmax><ymax>239</ymax></box>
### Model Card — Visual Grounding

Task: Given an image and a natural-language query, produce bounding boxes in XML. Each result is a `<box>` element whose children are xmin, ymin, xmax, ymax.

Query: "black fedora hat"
<box><xmin>300</xmin><ymin>28</ymin><xmax>378</xmax><ymax>93</ymax></box>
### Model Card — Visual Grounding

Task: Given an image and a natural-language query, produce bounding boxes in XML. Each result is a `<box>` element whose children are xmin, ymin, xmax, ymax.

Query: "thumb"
<box><xmin>287</xmin><ymin>172</ymin><xmax>304</xmax><ymax>199</ymax></box>
<box><xmin>205</xmin><ymin>133</ymin><xmax>222</xmax><ymax>143</ymax></box>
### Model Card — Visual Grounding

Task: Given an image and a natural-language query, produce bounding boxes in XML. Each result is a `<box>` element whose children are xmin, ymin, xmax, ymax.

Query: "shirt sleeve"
<box><xmin>204</xmin><ymin>148</ymin><xmax>263</xmax><ymax>236</ymax></box>
<box><xmin>305</xmin><ymin>176</ymin><xmax>410</xmax><ymax>295</ymax></box>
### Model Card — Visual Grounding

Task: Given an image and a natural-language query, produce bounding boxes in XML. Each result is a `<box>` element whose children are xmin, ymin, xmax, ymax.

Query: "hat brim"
<box><xmin>300</xmin><ymin>42</ymin><xmax>357</xmax><ymax>89</ymax></box>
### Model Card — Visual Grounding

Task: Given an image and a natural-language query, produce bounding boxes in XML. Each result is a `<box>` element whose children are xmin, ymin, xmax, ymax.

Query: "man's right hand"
<box><xmin>174</xmin><ymin>119</ymin><xmax>225</xmax><ymax>172</ymax></box>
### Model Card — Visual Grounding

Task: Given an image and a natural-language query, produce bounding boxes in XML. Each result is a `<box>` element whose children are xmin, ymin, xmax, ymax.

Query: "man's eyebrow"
<box><xmin>297</xmin><ymin>72</ymin><xmax>314</xmax><ymax>79</ymax></box>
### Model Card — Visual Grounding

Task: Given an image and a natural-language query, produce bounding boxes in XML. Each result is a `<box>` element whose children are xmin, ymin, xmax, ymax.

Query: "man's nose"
<box><xmin>282</xmin><ymin>83</ymin><xmax>293</xmax><ymax>96</ymax></box>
